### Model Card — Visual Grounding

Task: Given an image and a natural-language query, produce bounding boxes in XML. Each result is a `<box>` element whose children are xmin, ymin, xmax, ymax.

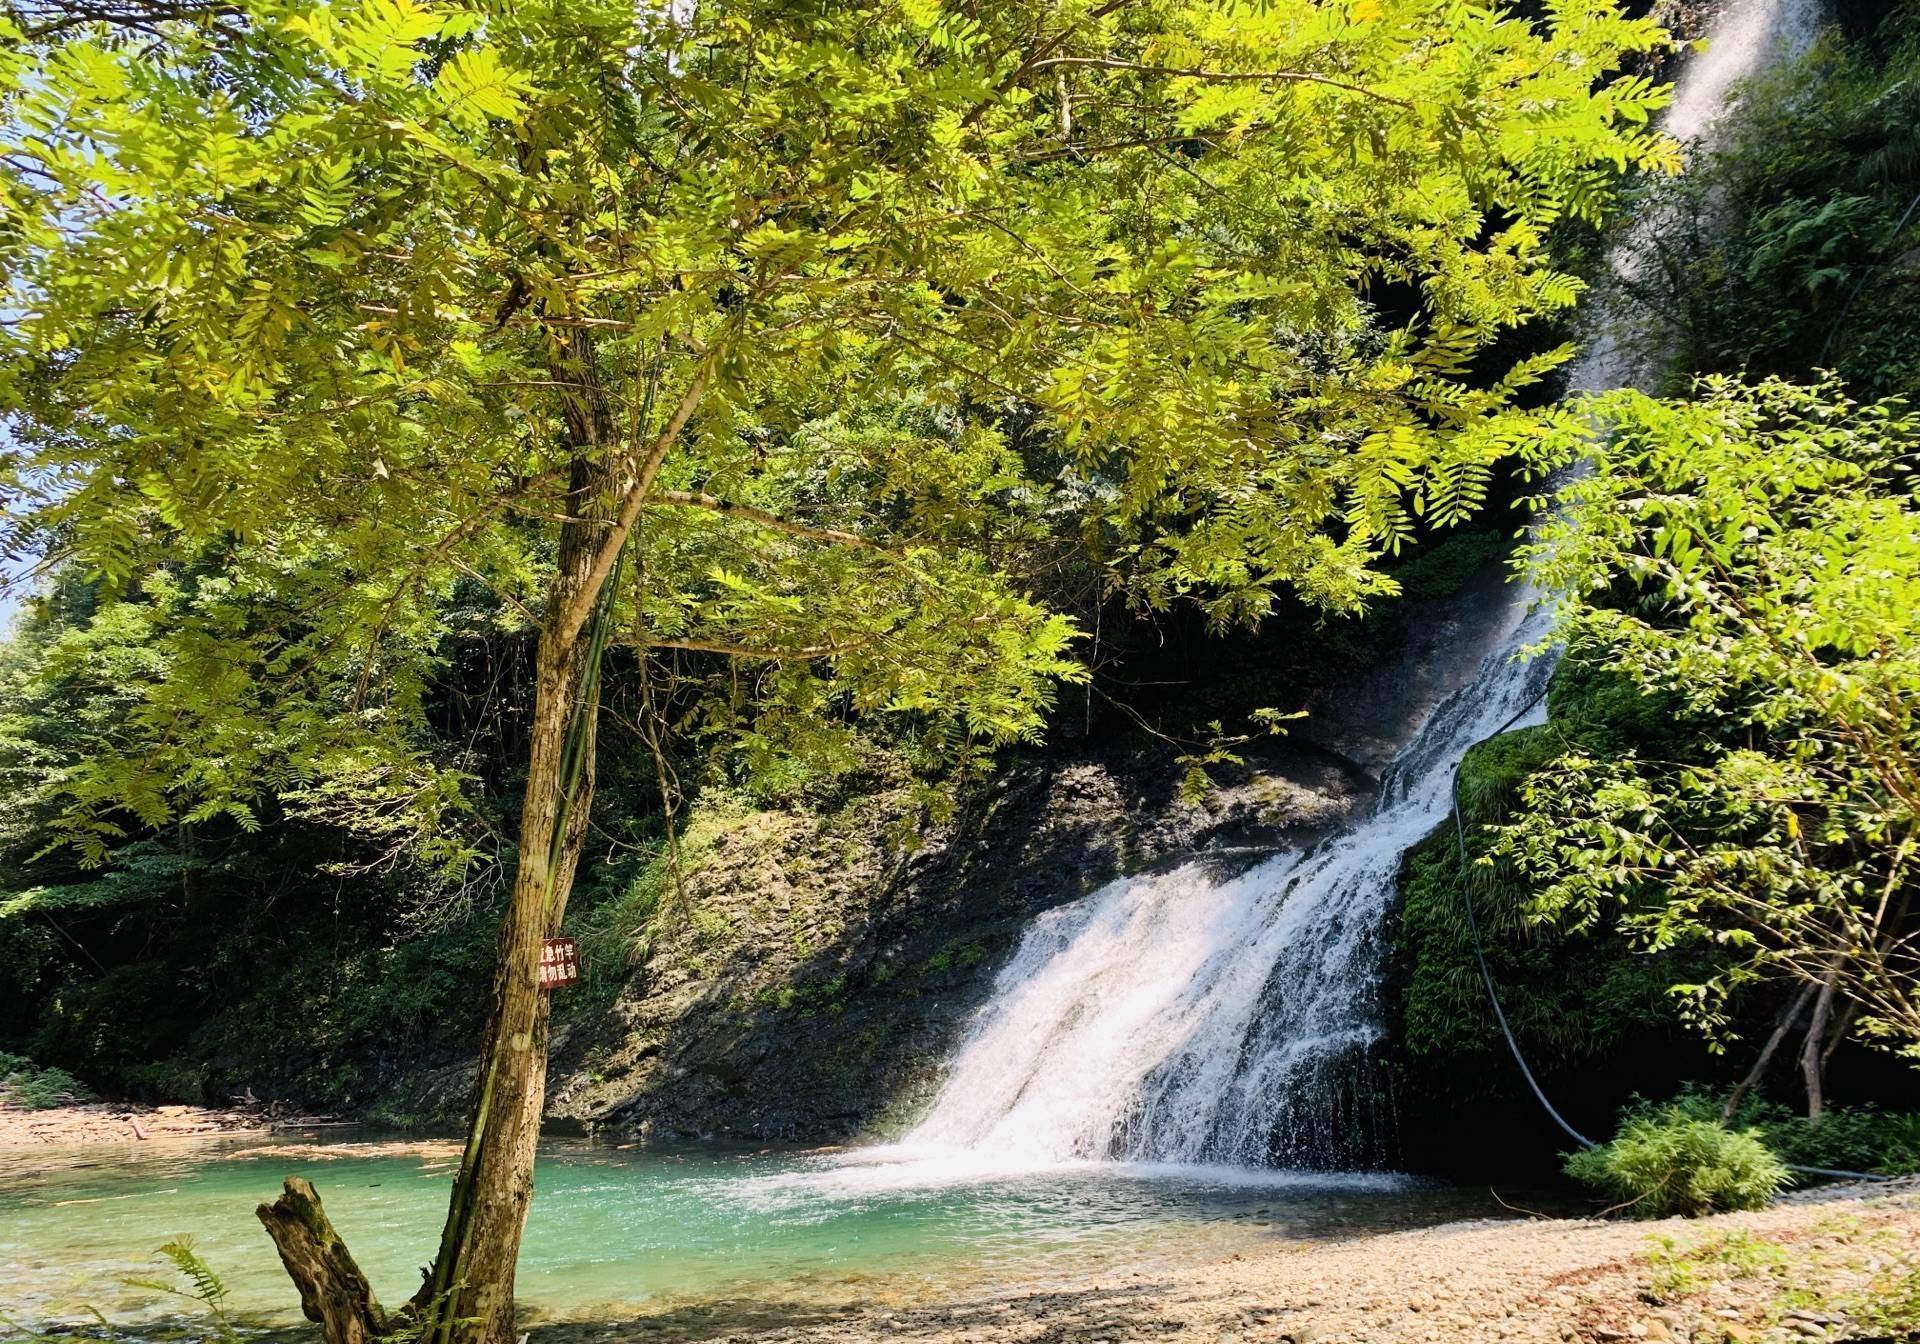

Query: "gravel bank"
<box><xmin>0</xmin><ymin>1101</ymin><xmax>278</xmax><ymax>1148</ymax></box>
<box><xmin>551</xmin><ymin>1183</ymin><xmax>1920</xmax><ymax>1344</ymax></box>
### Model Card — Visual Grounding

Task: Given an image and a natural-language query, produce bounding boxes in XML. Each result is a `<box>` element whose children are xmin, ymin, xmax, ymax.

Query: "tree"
<box><xmin>1495</xmin><ymin>377</ymin><xmax>1920</xmax><ymax>1116</ymax></box>
<box><xmin>0</xmin><ymin>0</ymin><xmax>1677</xmax><ymax>1339</ymax></box>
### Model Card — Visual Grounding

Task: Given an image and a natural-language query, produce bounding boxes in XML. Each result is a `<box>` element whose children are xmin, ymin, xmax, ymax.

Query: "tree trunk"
<box><xmin>416</xmin><ymin>624</ymin><xmax>599</xmax><ymax>1344</ymax></box>
<box><xmin>1723</xmin><ymin>981</ymin><xmax>1816</xmax><ymax>1121</ymax></box>
<box><xmin>416</xmin><ymin>323</ymin><xmax>619</xmax><ymax>1344</ymax></box>
<box><xmin>1800</xmin><ymin>960</ymin><xmax>1842</xmax><ymax>1121</ymax></box>
<box><xmin>257</xmin><ymin>1177</ymin><xmax>389</xmax><ymax>1344</ymax></box>
<box><xmin>259</xmin><ymin>314</ymin><xmax>634</xmax><ymax>1344</ymax></box>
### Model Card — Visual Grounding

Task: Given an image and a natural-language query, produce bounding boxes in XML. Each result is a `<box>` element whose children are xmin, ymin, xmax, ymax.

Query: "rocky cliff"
<box><xmin>522</xmin><ymin>541</ymin><xmax>1533</xmax><ymax>1143</ymax></box>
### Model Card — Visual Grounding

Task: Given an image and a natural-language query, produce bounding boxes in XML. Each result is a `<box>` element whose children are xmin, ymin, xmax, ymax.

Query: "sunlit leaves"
<box><xmin>1497</xmin><ymin>377</ymin><xmax>1920</xmax><ymax>1056</ymax></box>
<box><xmin>0</xmin><ymin>0</ymin><xmax>1677</xmax><ymax>867</ymax></box>
<box><xmin>340</xmin><ymin>0</ymin><xmax>447</xmax><ymax>81</ymax></box>
<box><xmin>434</xmin><ymin>48</ymin><xmax>537</xmax><ymax>131</ymax></box>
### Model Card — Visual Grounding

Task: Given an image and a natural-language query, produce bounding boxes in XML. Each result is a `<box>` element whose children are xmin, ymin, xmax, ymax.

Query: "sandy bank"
<box><xmin>560</xmin><ymin>1181</ymin><xmax>1920</xmax><ymax>1344</ymax></box>
<box><xmin>0</xmin><ymin>1100</ymin><xmax>280</xmax><ymax>1148</ymax></box>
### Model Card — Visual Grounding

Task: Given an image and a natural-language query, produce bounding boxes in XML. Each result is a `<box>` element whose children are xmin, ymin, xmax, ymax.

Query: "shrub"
<box><xmin>1766</xmin><ymin>1108</ymin><xmax>1920</xmax><ymax>1179</ymax></box>
<box><xmin>1661</xmin><ymin>1086</ymin><xmax>1920</xmax><ymax>1181</ymax></box>
<box><xmin>1567</xmin><ymin>1101</ymin><xmax>1789</xmax><ymax>1216</ymax></box>
<box><xmin>0</xmin><ymin>1053</ymin><xmax>93</xmax><ymax>1109</ymax></box>
<box><xmin>1734</xmin><ymin>1097</ymin><xmax>1920</xmax><ymax>1181</ymax></box>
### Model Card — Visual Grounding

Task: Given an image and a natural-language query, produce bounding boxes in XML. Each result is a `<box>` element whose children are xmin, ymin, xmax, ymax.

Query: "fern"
<box><xmin>124</xmin><ymin>1239</ymin><xmax>239</xmax><ymax>1344</ymax></box>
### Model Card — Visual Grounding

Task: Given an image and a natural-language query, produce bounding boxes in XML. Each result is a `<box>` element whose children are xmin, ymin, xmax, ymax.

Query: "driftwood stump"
<box><xmin>257</xmin><ymin>1176</ymin><xmax>390</xmax><ymax>1344</ymax></box>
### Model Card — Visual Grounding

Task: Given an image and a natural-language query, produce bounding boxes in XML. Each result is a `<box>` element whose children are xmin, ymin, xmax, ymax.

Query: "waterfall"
<box><xmin>905</xmin><ymin>597</ymin><xmax>1555</xmax><ymax>1169</ymax></box>
<box><xmin>895</xmin><ymin>0</ymin><xmax>1822</xmax><ymax>1173</ymax></box>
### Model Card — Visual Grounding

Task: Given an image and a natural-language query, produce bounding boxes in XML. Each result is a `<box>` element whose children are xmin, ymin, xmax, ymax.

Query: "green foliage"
<box><xmin>0</xmin><ymin>806</ymin><xmax>507</xmax><ymax>1108</ymax></box>
<box><xmin>1686</xmin><ymin>1087</ymin><xmax>1920</xmax><ymax>1179</ymax></box>
<box><xmin>921</xmin><ymin>938</ymin><xmax>990</xmax><ymax>977</ymax></box>
<box><xmin>1537</xmin><ymin>648</ymin><xmax>1688</xmax><ymax>756</ymax></box>
<box><xmin>688</xmin><ymin>908</ymin><xmax>734</xmax><ymax>951</ymax></box>
<box><xmin>1566</xmin><ymin>1099</ymin><xmax>1790</xmax><ymax>1217</ymax></box>
<box><xmin>1391</xmin><ymin>4</ymin><xmax>1920</xmax><ymax>1177</ymax></box>
<box><xmin>0</xmin><ymin>1052</ymin><xmax>92</xmax><ymax>1109</ymax></box>
<box><xmin>1645</xmin><ymin>1228</ymin><xmax>1786</xmax><ymax>1302</ymax></box>
<box><xmin>0</xmin><ymin>569</ymin><xmax>486</xmax><ymax>1095</ymax></box>
<box><xmin>1172</xmin><ymin>708</ymin><xmax>1303</xmax><ymax>805</ymax></box>
<box><xmin>1498</xmin><ymin>376</ymin><xmax>1920</xmax><ymax>1057</ymax></box>
<box><xmin>1389</xmin><ymin>653</ymin><xmax>1721</xmax><ymax>1078</ymax></box>
<box><xmin>123</xmin><ymin>1239</ymin><xmax>238</xmax><ymax>1344</ymax></box>
<box><xmin>0</xmin><ymin>0</ymin><xmax>1681</xmax><ymax>874</ymax></box>
<box><xmin>1601</xmin><ymin>13</ymin><xmax>1920</xmax><ymax>395</ymax></box>
<box><xmin>1394</xmin><ymin>801</ymin><xmax>1687</xmax><ymax>1070</ymax></box>
<box><xmin>0</xmin><ymin>558</ymin><xmax>717</xmax><ymax>1106</ymax></box>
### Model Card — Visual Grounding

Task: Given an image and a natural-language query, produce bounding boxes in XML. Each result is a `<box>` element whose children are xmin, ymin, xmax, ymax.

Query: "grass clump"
<box><xmin>1645</xmin><ymin>1228</ymin><xmax>1786</xmax><ymax>1303</ymax></box>
<box><xmin>0</xmin><ymin>1052</ymin><xmax>92</xmax><ymax>1109</ymax></box>
<box><xmin>571</xmin><ymin>852</ymin><xmax>669</xmax><ymax>981</ymax></box>
<box><xmin>1844</xmin><ymin>1259</ymin><xmax>1920</xmax><ymax>1339</ymax></box>
<box><xmin>1660</xmin><ymin>1086</ymin><xmax>1920</xmax><ymax>1182</ymax></box>
<box><xmin>1567</xmin><ymin>1099</ymin><xmax>1789</xmax><ymax>1217</ymax></box>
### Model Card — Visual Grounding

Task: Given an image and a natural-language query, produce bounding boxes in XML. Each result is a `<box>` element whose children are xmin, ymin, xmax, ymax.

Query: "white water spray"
<box><xmin>905</xmin><ymin>597</ymin><xmax>1556</xmax><ymax>1168</ymax></box>
<box><xmin>892</xmin><ymin>0</ymin><xmax>1823</xmax><ymax>1174</ymax></box>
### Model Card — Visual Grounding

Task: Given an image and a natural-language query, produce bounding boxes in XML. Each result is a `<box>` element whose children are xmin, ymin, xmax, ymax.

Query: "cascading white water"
<box><xmin>897</xmin><ymin>0</ymin><xmax>1823</xmax><ymax>1173</ymax></box>
<box><xmin>907</xmin><ymin>596</ymin><xmax>1556</xmax><ymax>1168</ymax></box>
<box><xmin>1572</xmin><ymin>0</ymin><xmax>1823</xmax><ymax>392</ymax></box>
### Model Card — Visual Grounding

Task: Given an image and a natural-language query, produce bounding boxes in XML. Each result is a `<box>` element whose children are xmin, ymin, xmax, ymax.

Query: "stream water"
<box><xmin>0</xmin><ymin>1134</ymin><xmax>1497</xmax><ymax>1331</ymax></box>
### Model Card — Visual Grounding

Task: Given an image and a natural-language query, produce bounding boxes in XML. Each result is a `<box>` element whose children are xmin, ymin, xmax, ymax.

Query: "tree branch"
<box><xmin>647</xmin><ymin>490</ymin><xmax>893</xmax><ymax>553</ymax></box>
<box><xmin>553</xmin><ymin>352</ymin><xmax>719</xmax><ymax>651</ymax></box>
<box><xmin>963</xmin><ymin>0</ymin><xmax>1142</xmax><ymax>127</ymax></box>
<box><xmin>1029</xmin><ymin>57</ymin><xmax>1414</xmax><ymax>109</ymax></box>
<box><xmin>1018</xmin><ymin>129</ymin><xmax>1237</xmax><ymax>163</ymax></box>
<box><xmin>639</xmin><ymin>635</ymin><xmax>866</xmax><ymax>660</ymax></box>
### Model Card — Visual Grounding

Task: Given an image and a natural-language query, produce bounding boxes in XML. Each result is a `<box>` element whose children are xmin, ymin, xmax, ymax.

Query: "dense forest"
<box><xmin>3</xmin><ymin>0</ymin><xmax>1920</xmax><ymax>1341</ymax></box>
<box><xmin>4</xmin><ymin>0</ymin><xmax>1914</xmax><ymax>1149</ymax></box>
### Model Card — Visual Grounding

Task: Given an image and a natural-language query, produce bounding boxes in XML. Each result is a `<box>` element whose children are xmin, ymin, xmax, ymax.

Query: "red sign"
<box><xmin>538</xmin><ymin>937</ymin><xmax>580</xmax><ymax>991</ymax></box>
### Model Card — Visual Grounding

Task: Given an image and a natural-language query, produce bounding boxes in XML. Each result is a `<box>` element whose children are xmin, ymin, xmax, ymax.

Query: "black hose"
<box><xmin>1449</xmin><ymin>689</ymin><xmax>1597</xmax><ymax>1151</ymax></box>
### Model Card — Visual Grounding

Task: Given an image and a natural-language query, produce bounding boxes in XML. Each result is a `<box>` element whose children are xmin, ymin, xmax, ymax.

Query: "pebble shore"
<box><xmin>0</xmin><ymin>1100</ymin><xmax>278</xmax><ymax>1148</ymax></box>
<box><xmin>567</xmin><ymin>1180</ymin><xmax>1920</xmax><ymax>1344</ymax></box>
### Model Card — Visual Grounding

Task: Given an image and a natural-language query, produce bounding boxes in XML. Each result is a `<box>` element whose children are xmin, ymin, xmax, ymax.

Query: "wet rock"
<box><xmin>535</xmin><ymin>727</ymin><xmax>1370</xmax><ymax>1143</ymax></box>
